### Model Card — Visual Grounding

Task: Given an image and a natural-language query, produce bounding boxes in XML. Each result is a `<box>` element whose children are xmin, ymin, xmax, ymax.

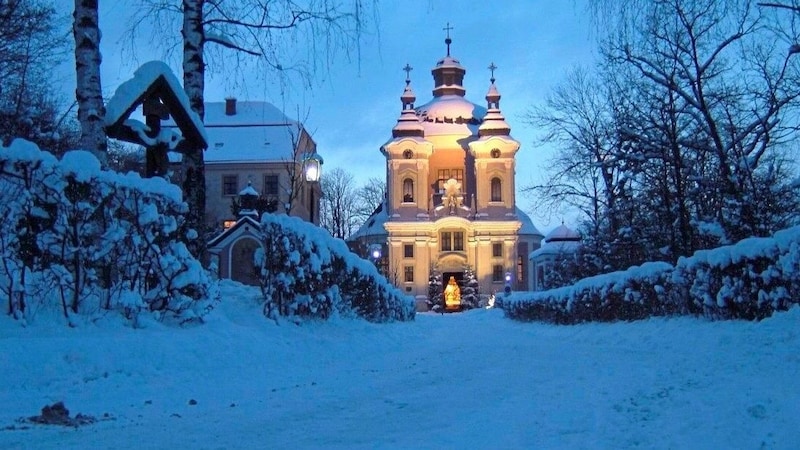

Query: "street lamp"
<box><xmin>302</xmin><ymin>150</ymin><xmax>323</xmax><ymax>223</ymax></box>
<box><xmin>368</xmin><ymin>243</ymin><xmax>384</xmax><ymax>274</ymax></box>
<box><xmin>504</xmin><ymin>271</ymin><xmax>512</xmax><ymax>296</ymax></box>
<box><xmin>303</xmin><ymin>150</ymin><xmax>324</xmax><ymax>182</ymax></box>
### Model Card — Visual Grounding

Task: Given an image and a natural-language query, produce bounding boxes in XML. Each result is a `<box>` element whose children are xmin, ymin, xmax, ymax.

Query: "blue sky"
<box><xmin>78</xmin><ymin>0</ymin><xmax>596</xmax><ymax>232</ymax></box>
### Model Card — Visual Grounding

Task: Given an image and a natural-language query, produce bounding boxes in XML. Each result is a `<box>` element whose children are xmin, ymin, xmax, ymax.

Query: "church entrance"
<box><xmin>442</xmin><ymin>271</ymin><xmax>464</xmax><ymax>311</ymax></box>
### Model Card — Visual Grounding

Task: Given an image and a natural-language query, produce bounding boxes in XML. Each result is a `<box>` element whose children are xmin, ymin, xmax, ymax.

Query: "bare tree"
<box><xmin>320</xmin><ymin>167</ymin><xmax>357</xmax><ymax>239</ymax></box>
<box><xmin>0</xmin><ymin>0</ymin><xmax>76</xmax><ymax>152</ymax></box>
<box><xmin>127</xmin><ymin>0</ymin><xmax>377</xmax><ymax>259</ymax></box>
<box><xmin>73</xmin><ymin>0</ymin><xmax>107</xmax><ymax>165</ymax></box>
<box><xmin>353</xmin><ymin>176</ymin><xmax>385</xmax><ymax>223</ymax></box>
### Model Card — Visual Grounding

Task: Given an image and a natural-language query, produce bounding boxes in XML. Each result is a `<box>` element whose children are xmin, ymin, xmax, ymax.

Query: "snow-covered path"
<box><xmin>1</xmin><ymin>281</ymin><xmax>798</xmax><ymax>449</ymax></box>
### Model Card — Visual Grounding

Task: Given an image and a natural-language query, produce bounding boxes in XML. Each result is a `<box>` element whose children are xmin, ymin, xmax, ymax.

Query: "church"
<box><xmin>350</xmin><ymin>34</ymin><xmax>543</xmax><ymax>311</ymax></box>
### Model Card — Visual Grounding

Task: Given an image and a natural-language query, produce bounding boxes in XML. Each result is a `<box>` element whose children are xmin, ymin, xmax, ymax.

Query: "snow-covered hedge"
<box><xmin>504</xmin><ymin>226</ymin><xmax>800</xmax><ymax>323</ymax></box>
<box><xmin>0</xmin><ymin>139</ymin><xmax>217</xmax><ymax>326</ymax></box>
<box><xmin>255</xmin><ymin>214</ymin><xmax>415</xmax><ymax>322</ymax></box>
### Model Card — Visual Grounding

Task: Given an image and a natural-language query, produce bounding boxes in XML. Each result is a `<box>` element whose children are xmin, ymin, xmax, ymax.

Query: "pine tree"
<box><xmin>426</xmin><ymin>266</ymin><xmax>443</xmax><ymax>312</ymax></box>
<box><xmin>461</xmin><ymin>266</ymin><xmax>480</xmax><ymax>309</ymax></box>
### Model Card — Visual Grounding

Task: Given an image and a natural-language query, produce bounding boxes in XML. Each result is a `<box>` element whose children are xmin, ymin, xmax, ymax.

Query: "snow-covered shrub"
<box><xmin>255</xmin><ymin>213</ymin><xmax>414</xmax><ymax>322</ymax></box>
<box><xmin>504</xmin><ymin>226</ymin><xmax>800</xmax><ymax>323</ymax></box>
<box><xmin>0</xmin><ymin>139</ymin><xmax>217</xmax><ymax>325</ymax></box>
<box><xmin>426</xmin><ymin>268</ymin><xmax>443</xmax><ymax>312</ymax></box>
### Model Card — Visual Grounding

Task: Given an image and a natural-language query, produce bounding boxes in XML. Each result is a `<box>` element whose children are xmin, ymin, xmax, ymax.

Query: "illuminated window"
<box><xmin>404</xmin><ymin>244</ymin><xmax>414</xmax><ymax>258</ymax></box>
<box><xmin>440</xmin><ymin>231</ymin><xmax>464</xmax><ymax>252</ymax></box>
<box><xmin>263</xmin><ymin>174</ymin><xmax>279</xmax><ymax>196</ymax></box>
<box><xmin>222</xmin><ymin>220</ymin><xmax>237</xmax><ymax>229</ymax></box>
<box><xmin>491</xmin><ymin>177</ymin><xmax>502</xmax><ymax>202</ymax></box>
<box><xmin>492</xmin><ymin>242</ymin><xmax>503</xmax><ymax>258</ymax></box>
<box><xmin>403</xmin><ymin>178</ymin><xmax>414</xmax><ymax>202</ymax></box>
<box><xmin>492</xmin><ymin>265</ymin><xmax>504</xmax><ymax>282</ymax></box>
<box><xmin>436</xmin><ymin>169</ymin><xmax>463</xmax><ymax>191</ymax></box>
<box><xmin>404</xmin><ymin>266</ymin><xmax>414</xmax><ymax>282</ymax></box>
<box><xmin>222</xmin><ymin>175</ymin><xmax>238</xmax><ymax>196</ymax></box>
<box><xmin>517</xmin><ymin>255</ymin><xmax>524</xmax><ymax>284</ymax></box>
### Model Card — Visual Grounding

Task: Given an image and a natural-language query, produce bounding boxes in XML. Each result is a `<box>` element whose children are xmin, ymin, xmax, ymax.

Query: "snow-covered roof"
<box><xmin>349</xmin><ymin>201</ymin><xmax>389</xmax><ymax>240</ymax></box>
<box><xmin>529</xmin><ymin>240</ymin><xmax>581</xmax><ymax>260</ymax></box>
<box><xmin>167</xmin><ymin>100</ymin><xmax>303</xmax><ymax>163</ymax></box>
<box><xmin>516</xmin><ymin>207</ymin><xmax>543</xmax><ymax>237</ymax></box>
<box><xmin>545</xmin><ymin>224</ymin><xmax>581</xmax><ymax>242</ymax></box>
<box><xmin>105</xmin><ymin>61</ymin><xmax>208</xmax><ymax>150</ymax></box>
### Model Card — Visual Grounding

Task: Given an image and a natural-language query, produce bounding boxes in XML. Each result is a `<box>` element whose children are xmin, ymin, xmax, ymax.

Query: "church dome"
<box><xmin>544</xmin><ymin>224</ymin><xmax>581</xmax><ymax>242</ymax></box>
<box><xmin>415</xmin><ymin>95</ymin><xmax>485</xmax><ymax>123</ymax></box>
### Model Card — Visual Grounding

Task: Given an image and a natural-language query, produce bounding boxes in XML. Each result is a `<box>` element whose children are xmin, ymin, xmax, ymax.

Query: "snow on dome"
<box><xmin>545</xmin><ymin>224</ymin><xmax>581</xmax><ymax>242</ymax></box>
<box><xmin>529</xmin><ymin>240</ymin><xmax>581</xmax><ymax>259</ymax></box>
<box><xmin>416</xmin><ymin>95</ymin><xmax>483</xmax><ymax>120</ymax></box>
<box><xmin>435</xmin><ymin>55</ymin><xmax>464</xmax><ymax>69</ymax></box>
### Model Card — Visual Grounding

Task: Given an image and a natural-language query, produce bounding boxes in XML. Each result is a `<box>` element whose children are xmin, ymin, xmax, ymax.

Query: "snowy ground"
<box><xmin>1</xmin><ymin>281</ymin><xmax>798</xmax><ymax>449</ymax></box>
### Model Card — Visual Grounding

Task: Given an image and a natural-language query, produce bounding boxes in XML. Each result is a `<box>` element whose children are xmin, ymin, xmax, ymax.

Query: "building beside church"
<box><xmin>529</xmin><ymin>223</ymin><xmax>582</xmax><ymax>291</ymax></box>
<box><xmin>350</xmin><ymin>37</ymin><xmax>543</xmax><ymax>310</ymax></box>
<box><xmin>168</xmin><ymin>97</ymin><xmax>321</xmax><ymax>231</ymax></box>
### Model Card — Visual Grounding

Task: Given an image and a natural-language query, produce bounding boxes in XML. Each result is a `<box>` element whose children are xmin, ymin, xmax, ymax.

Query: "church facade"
<box><xmin>350</xmin><ymin>38</ymin><xmax>542</xmax><ymax>311</ymax></box>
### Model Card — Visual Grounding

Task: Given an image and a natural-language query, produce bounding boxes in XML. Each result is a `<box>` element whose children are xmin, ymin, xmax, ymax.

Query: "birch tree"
<box><xmin>73</xmin><ymin>0</ymin><xmax>107</xmax><ymax>165</ymax></box>
<box><xmin>128</xmin><ymin>0</ymin><xmax>376</xmax><ymax>259</ymax></box>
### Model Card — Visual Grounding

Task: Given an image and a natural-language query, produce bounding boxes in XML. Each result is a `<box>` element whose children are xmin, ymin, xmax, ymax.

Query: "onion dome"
<box><xmin>478</xmin><ymin>62</ymin><xmax>511</xmax><ymax>137</ymax></box>
<box><xmin>392</xmin><ymin>64</ymin><xmax>424</xmax><ymax>138</ymax></box>
<box><xmin>431</xmin><ymin>25</ymin><xmax>466</xmax><ymax>98</ymax></box>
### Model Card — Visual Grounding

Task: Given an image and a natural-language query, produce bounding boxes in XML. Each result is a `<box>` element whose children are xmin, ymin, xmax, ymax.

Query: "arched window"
<box><xmin>490</xmin><ymin>177</ymin><xmax>502</xmax><ymax>202</ymax></box>
<box><xmin>402</xmin><ymin>178</ymin><xmax>414</xmax><ymax>202</ymax></box>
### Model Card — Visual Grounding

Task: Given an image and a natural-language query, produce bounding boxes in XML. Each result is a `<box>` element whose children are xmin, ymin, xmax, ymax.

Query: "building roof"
<box><xmin>349</xmin><ymin>201</ymin><xmax>389</xmax><ymax>240</ymax></box>
<box><xmin>516</xmin><ymin>207</ymin><xmax>543</xmax><ymax>237</ymax></box>
<box><xmin>165</xmin><ymin>100</ymin><xmax>303</xmax><ymax>163</ymax></box>
<box><xmin>544</xmin><ymin>224</ymin><xmax>581</xmax><ymax>242</ymax></box>
<box><xmin>529</xmin><ymin>240</ymin><xmax>581</xmax><ymax>259</ymax></box>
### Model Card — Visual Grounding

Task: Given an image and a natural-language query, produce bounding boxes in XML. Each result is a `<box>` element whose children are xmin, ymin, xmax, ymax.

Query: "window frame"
<box><xmin>403</xmin><ymin>244</ymin><xmax>414</xmax><ymax>258</ymax></box>
<box><xmin>440</xmin><ymin>230</ymin><xmax>464</xmax><ymax>252</ymax></box>
<box><xmin>402</xmin><ymin>178</ymin><xmax>415</xmax><ymax>203</ymax></box>
<box><xmin>492</xmin><ymin>242</ymin><xmax>503</xmax><ymax>258</ymax></box>
<box><xmin>263</xmin><ymin>174</ymin><xmax>279</xmax><ymax>196</ymax></box>
<box><xmin>490</xmin><ymin>177</ymin><xmax>502</xmax><ymax>202</ymax></box>
<box><xmin>404</xmin><ymin>266</ymin><xmax>414</xmax><ymax>283</ymax></box>
<box><xmin>222</xmin><ymin>174</ymin><xmax>239</xmax><ymax>196</ymax></box>
<box><xmin>492</xmin><ymin>264</ymin><xmax>504</xmax><ymax>283</ymax></box>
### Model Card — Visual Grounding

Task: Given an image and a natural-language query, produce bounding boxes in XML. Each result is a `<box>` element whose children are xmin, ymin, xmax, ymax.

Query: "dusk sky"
<box><xmin>62</xmin><ymin>0</ymin><xmax>597</xmax><ymax>231</ymax></box>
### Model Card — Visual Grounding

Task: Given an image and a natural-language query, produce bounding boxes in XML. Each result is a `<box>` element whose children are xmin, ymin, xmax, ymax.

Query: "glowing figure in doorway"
<box><xmin>444</xmin><ymin>276</ymin><xmax>461</xmax><ymax>310</ymax></box>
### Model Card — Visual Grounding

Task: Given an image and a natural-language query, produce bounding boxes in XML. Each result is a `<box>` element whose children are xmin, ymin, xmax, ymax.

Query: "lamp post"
<box><xmin>302</xmin><ymin>150</ymin><xmax>324</xmax><ymax>224</ymax></box>
<box><xmin>504</xmin><ymin>271</ymin><xmax>512</xmax><ymax>296</ymax></box>
<box><xmin>368</xmin><ymin>243</ymin><xmax>383</xmax><ymax>274</ymax></box>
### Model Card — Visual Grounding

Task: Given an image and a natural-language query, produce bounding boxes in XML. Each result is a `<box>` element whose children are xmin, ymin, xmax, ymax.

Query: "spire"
<box><xmin>401</xmin><ymin>63</ymin><xmax>416</xmax><ymax>108</ymax></box>
<box><xmin>393</xmin><ymin>65</ymin><xmax>424</xmax><ymax>138</ymax></box>
<box><xmin>431</xmin><ymin>23</ymin><xmax>466</xmax><ymax>97</ymax></box>
<box><xmin>443</xmin><ymin>22</ymin><xmax>453</xmax><ymax>56</ymax></box>
<box><xmin>479</xmin><ymin>63</ymin><xmax>511</xmax><ymax>137</ymax></box>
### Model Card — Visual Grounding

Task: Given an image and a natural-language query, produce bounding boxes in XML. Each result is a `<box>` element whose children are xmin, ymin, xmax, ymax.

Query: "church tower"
<box><xmin>350</xmin><ymin>30</ymin><xmax>543</xmax><ymax>311</ymax></box>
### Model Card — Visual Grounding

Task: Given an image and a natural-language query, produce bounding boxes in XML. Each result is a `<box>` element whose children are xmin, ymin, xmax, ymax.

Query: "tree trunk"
<box><xmin>181</xmin><ymin>0</ymin><xmax>207</xmax><ymax>260</ymax></box>
<box><xmin>72</xmin><ymin>0</ymin><xmax>107</xmax><ymax>165</ymax></box>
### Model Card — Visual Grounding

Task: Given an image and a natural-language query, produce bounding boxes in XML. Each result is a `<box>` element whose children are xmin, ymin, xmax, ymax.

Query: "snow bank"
<box><xmin>504</xmin><ymin>226</ymin><xmax>800</xmax><ymax>323</ymax></box>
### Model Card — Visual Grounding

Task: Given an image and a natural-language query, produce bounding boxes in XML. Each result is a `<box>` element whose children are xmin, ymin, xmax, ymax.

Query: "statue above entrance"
<box><xmin>441</xmin><ymin>178</ymin><xmax>463</xmax><ymax>214</ymax></box>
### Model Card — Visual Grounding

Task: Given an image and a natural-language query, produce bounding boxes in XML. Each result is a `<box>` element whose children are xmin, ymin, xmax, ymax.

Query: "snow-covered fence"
<box><xmin>0</xmin><ymin>139</ymin><xmax>217</xmax><ymax>325</ymax></box>
<box><xmin>255</xmin><ymin>213</ymin><xmax>415</xmax><ymax>322</ymax></box>
<box><xmin>504</xmin><ymin>226</ymin><xmax>800</xmax><ymax>323</ymax></box>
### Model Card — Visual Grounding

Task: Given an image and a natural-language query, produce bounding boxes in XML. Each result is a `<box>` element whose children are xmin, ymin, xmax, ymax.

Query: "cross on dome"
<box><xmin>403</xmin><ymin>63</ymin><xmax>413</xmax><ymax>85</ymax></box>
<box><xmin>443</xmin><ymin>22</ymin><xmax>454</xmax><ymax>56</ymax></box>
<box><xmin>488</xmin><ymin>62</ymin><xmax>498</xmax><ymax>83</ymax></box>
